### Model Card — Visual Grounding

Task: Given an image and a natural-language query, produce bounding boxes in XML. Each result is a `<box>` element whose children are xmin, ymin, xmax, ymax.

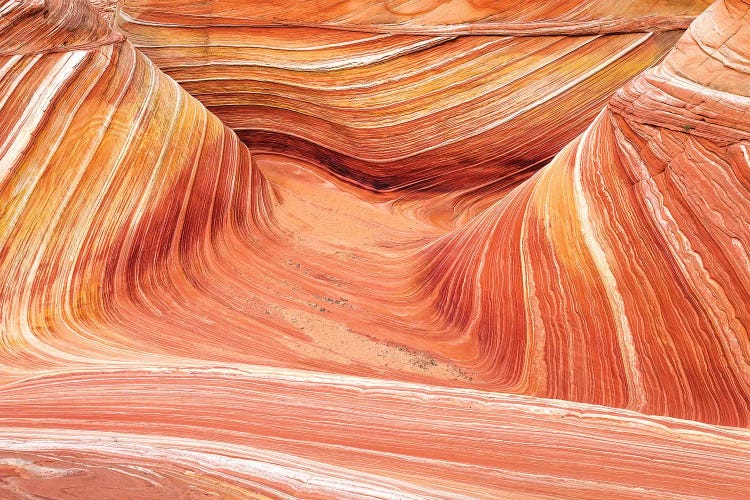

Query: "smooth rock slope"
<box><xmin>0</xmin><ymin>0</ymin><xmax>749</xmax><ymax>498</ymax></box>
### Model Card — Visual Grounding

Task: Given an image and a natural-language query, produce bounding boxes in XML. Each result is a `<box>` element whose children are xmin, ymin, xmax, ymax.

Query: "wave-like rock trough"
<box><xmin>1</xmin><ymin>0</ymin><xmax>749</xmax><ymax>497</ymax></box>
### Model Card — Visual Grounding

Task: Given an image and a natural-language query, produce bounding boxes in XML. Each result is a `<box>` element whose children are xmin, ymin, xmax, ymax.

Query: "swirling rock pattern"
<box><xmin>117</xmin><ymin>0</ymin><xmax>708</xmax><ymax>194</ymax></box>
<box><xmin>417</xmin><ymin>0</ymin><xmax>750</xmax><ymax>425</ymax></box>
<box><xmin>2</xmin><ymin>367</ymin><xmax>750</xmax><ymax>499</ymax></box>
<box><xmin>1</xmin><ymin>0</ymin><xmax>750</xmax><ymax>498</ymax></box>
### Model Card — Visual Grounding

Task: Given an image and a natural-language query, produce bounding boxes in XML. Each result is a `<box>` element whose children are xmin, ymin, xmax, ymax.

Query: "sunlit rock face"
<box><xmin>416</xmin><ymin>0</ymin><xmax>750</xmax><ymax>425</ymax></box>
<box><xmin>117</xmin><ymin>0</ymin><xmax>709</xmax><ymax>195</ymax></box>
<box><xmin>88</xmin><ymin>0</ymin><xmax>118</xmax><ymax>25</ymax></box>
<box><xmin>1</xmin><ymin>0</ymin><xmax>750</xmax><ymax>498</ymax></box>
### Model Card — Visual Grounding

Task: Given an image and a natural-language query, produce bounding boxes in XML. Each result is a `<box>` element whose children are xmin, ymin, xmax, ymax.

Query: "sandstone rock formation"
<box><xmin>0</xmin><ymin>0</ymin><xmax>749</xmax><ymax>497</ymax></box>
<box><xmin>117</xmin><ymin>0</ymin><xmax>709</xmax><ymax>194</ymax></box>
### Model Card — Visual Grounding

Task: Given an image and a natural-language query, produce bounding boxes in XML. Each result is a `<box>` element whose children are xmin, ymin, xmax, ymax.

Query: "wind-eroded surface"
<box><xmin>1</xmin><ymin>0</ymin><xmax>749</xmax><ymax>498</ymax></box>
<box><xmin>119</xmin><ymin>0</ymin><xmax>708</xmax><ymax>194</ymax></box>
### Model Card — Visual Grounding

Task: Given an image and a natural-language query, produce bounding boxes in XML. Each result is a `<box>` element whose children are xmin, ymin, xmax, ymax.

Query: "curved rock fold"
<box><xmin>0</xmin><ymin>0</ymin><xmax>749</xmax><ymax>498</ymax></box>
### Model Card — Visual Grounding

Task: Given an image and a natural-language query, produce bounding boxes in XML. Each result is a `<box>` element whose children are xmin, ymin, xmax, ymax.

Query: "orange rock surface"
<box><xmin>1</xmin><ymin>0</ymin><xmax>749</xmax><ymax>497</ymax></box>
<box><xmin>118</xmin><ymin>0</ymin><xmax>709</xmax><ymax>195</ymax></box>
